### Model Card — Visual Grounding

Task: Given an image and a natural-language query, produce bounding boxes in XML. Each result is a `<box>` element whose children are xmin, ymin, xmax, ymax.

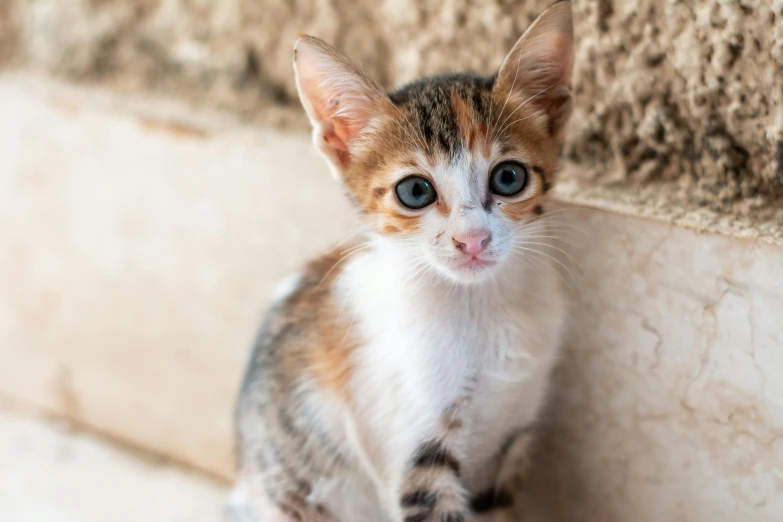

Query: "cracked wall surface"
<box><xmin>525</xmin><ymin>205</ymin><xmax>783</xmax><ymax>522</ymax></box>
<box><xmin>2</xmin><ymin>0</ymin><xmax>782</xmax><ymax>215</ymax></box>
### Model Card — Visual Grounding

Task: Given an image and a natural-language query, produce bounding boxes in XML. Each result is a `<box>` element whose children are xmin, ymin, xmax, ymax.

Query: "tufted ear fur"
<box><xmin>495</xmin><ymin>2</ymin><xmax>574</xmax><ymax>138</ymax></box>
<box><xmin>294</xmin><ymin>35</ymin><xmax>390</xmax><ymax>177</ymax></box>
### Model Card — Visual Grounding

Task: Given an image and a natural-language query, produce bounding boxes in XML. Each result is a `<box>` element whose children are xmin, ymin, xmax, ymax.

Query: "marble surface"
<box><xmin>1</xmin><ymin>74</ymin><xmax>781</xmax><ymax>521</ymax></box>
<box><xmin>526</xmin><ymin>206</ymin><xmax>783</xmax><ymax>522</ymax></box>
<box><xmin>0</xmin><ymin>405</ymin><xmax>227</xmax><ymax>522</ymax></box>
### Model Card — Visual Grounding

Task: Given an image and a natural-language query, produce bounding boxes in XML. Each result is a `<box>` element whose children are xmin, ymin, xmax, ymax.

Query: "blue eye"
<box><xmin>395</xmin><ymin>176</ymin><xmax>437</xmax><ymax>209</ymax></box>
<box><xmin>489</xmin><ymin>161</ymin><xmax>528</xmax><ymax>196</ymax></box>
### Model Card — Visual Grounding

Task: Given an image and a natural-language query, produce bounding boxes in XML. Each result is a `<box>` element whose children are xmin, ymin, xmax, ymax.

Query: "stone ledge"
<box><xmin>555</xmin><ymin>177</ymin><xmax>783</xmax><ymax>246</ymax></box>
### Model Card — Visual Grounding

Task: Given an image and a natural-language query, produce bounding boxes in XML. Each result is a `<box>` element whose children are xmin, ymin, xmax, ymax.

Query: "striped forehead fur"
<box><xmin>388</xmin><ymin>73</ymin><xmax>496</xmax><ymax>159</ymax></box>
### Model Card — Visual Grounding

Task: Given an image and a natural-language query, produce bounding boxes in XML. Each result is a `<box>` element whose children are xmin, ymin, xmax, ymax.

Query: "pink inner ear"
<box><xmin>496</xmin><ymin>11</ymin><xmax>574</xmax><ymax>137</ymax></box>
<box><xmin>537</xmin><ymin>32</ymin><xmax>573</xmax><ymax>87</ymax></box>
<box><xmin>294</xmin><ymin>40</ymin><xmax>380</xmax><ymax>170</ymax></box>
<box><xmin>323</xmin><ymin>128</ymin><xmax>351</xmax><ymax>168</ymax></box>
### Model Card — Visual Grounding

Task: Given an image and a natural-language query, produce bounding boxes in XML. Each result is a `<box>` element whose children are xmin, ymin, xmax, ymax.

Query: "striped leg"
<box><xmin>399</xmin><ymin>439</ymin><xmax>470</xmax><ymax>522</ymax></box>
<box><xmin>228</xmin><ymin>476</ymin><xmax>336</xmax><ymax>522</ymax></box>
<box><xmin>470</xmin><ymin>489</ymin><xmax>515</xmax><ymax>522</ymax></box>
<box><xmin>470</xmin><ymin>429</ymin><xmax>535</xmax><ymax>522</ymax></box>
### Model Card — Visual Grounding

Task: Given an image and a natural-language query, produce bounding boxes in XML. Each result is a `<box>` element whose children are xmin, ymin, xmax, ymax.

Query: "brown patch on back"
<box><xmin>306</xmin><ymin>331</ymin><xmax>357</xmax><ymax>398</ymax></box>
<box><xmin>271</xmin><ymin>244</ymin><xmax>368</xmax><ymax>402</ymax></box>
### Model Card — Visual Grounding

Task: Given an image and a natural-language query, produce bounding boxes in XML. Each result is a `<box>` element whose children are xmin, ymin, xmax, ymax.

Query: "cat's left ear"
<box><xmin>495</xmin><ymin>1</ymin><xmax>574</xmax><ymax>138</ymax></box>
<box><xmin>294</xmin><ymin>36</ymin><xmax>389</xmax><ymax>175</ymax></box>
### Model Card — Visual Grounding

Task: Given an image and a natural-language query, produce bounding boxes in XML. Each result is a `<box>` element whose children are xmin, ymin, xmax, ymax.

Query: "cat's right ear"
<box><xmin>294</xmin><ymin>36</ymin><xmax>388</xmax><ymax>176</ymax></box>
<box><xmin>495</xmin><ymin>1</ymin><xmax>574</xmax><ymax>139</ymax></box>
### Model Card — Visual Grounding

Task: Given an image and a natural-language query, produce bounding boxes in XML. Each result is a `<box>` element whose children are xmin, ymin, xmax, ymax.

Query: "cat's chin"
<box><xmin>435</xmin><ymin>259</ymin><xmax>500</xmax><ymax>285</ymax></box>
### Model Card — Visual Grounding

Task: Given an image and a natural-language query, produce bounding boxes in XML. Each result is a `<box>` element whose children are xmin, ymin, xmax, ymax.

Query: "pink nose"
<box><xmin>453</xmin><ymin>230</ymin><xmax>492</xmax><ymax>256</ymax></box>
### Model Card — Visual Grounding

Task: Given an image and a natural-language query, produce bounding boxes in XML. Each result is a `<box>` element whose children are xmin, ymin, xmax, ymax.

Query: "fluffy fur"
<box><xmin>229</xmin><ymin>3</ymin><xmax>574</xmax><ymax>521</ymax></box>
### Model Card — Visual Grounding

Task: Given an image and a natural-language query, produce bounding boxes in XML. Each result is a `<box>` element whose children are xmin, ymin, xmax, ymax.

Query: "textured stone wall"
<box><xmin>3</xmin><ymin>0</ymin><xmax>783</xmax><ymax>210</ymax></box>
<box><xmin>0</xmin><ymin>0</ymin><xmax>19</xmax><ymax>65</ymax></box>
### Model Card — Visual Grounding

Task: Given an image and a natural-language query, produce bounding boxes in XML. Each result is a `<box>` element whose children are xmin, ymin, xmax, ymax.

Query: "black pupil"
<box><xmin>412</xmin><ymin>182</ymin><xmax>424</xmax><ymax>198</ymax></box>
<box><xmin>500</xmin><ymin>168</ymin><xmax>516</xmax><ymax>186</ymax></box>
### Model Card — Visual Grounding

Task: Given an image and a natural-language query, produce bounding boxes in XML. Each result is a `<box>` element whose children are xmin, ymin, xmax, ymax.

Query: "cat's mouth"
<box><xmin>425</xmin><ymin>250</ymin><xmax>501</xmax><ymax>284</ymax></box>
<box><xmin>443</xmin><ymin>255</ymin><xmax>500</xmax><ymax>283</ymax></box>
<box><xmin>456</xmin><ymin>257</ymin><xmax>497</xmax><ymax>271</ymax></box>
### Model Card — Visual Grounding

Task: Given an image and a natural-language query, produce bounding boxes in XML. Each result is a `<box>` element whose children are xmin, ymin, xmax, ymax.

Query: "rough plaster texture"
<box><xmin>2</xmin><ymin>76</ymin><xmax>782</xmax><ymax>520</ymax></box>
<box><xmin>4</xmin><ymin>0</ymin><xmax>783</xmax><ymax>212</ymax></box>
<box><xmin>0</xmin><ymin>0</ymin><xmax>20</xmax><ymax>65</ymax></box>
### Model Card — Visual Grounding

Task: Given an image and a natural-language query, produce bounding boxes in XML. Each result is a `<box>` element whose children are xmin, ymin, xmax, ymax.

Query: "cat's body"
<box><xmin>230</xmin><ymin>4</ymin><xmax>575</xmax><ymax>521</ymax></box>
<box><xmin>233</xmin><ymin>237</ymin><xmax>564</xmax><ymax>521</ymax></box>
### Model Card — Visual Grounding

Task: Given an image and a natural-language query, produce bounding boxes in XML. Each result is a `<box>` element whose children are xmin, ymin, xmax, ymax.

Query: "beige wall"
<box><xmin>0</xmin><ymin>75</ymin><xmax>357</xmax><ymax>477</ymax></box>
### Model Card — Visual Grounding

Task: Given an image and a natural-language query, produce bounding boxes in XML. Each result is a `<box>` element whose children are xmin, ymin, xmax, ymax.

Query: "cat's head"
<box><xmin>294</xmin><ymin>2</ymin><xmax>574</xmax><ymax>285</ymax></box>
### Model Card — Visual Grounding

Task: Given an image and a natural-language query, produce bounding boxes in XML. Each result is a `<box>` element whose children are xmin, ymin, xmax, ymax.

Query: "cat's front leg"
<box><xmin>470</xmin><ymin>429</ymin><xmax>535</xmax><ymax>522</ymax></box>
<box><xmin>395</xmin><ymin>396</ymin><xmax>474</xmax><ymax>522</ymax></box>
<box><xmin>398</xmin><ymin>438</ymin><xmax>471</xmax><ymax>522</ymax></box>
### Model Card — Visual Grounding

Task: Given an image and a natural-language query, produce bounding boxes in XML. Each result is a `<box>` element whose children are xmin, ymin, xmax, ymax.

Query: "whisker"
<box><xmin>508</xmin><ymin>250</ymin><xmax>548</xmax><ymax>282</ymax></box>
<box><xmin>342</xmin><ymin>303</ymin><xmax>360</xmax><ymax>343</ymax></box>
<box><xmin>518</xmin><ymin>234</ymin><xmax>580</xmax><ymax>248</ymax></box>
<box><xmin>488</xmin><ymin>31</ymin><xmax>532</xmax><ymax>142</ymax></box>
<box><xmin>496</xmin><ymin>113</ymin><xmax>536</xmax><ymax>137</ymax></box>
<box><xmin>515</xmin><ymin>240</ymin><xmax>583</xmax><ymax>272</ymax></box>
<box><xmin>316</xmin><ymin>245</ymin><xmax>371</xmax><ymax>290</ymax></box>
<box><xmin>404</xmin><ymin>260</ymin><xmax>431</xmax><ymax>289</ymax></box>
<box><xmin>511</xmin><ymin>244</ymin><xmax>581</xmax><ymax>294</ymax></box>
<box><xmin>335</xmin><ymin>254</ymin><xmax>372</xmax><ymax>323</ymax></box>
<box><xmin>533</xmin><ymin>223</ymin><xmax>594</xmax><ymax>242</ymax></box>
<box><xmin>391</xmin><ymin>104</ymin><xmax>430</xmax><ymax>154</ymax></box>
<box><xmin>340</xmin><ymin>242</ymin><xmax>373</xmax><ymax>255</ymax></box>
<box><xmin>536</xmin><ymin>207</ymin><xmax>597</xmax><ymax>218</ymax></box>
<box><xmin>525</xmin><ymin>216</ymin><xmax>592</xmax><ymax>238</ymax></box>
<box><xmin>510</xmin><ymin>249</ymin><xmax>575</xmax><ymax>295</ymax></box>
<box><xmin>519</xmin><ymin>221</ymin><xmax>583</xmax><ymax>238</ymax></box>
<box><xmin>495</xmin><ymin>80</ymin><xmax>559</xmax><ymax>136</ymax></box>
<box><xmin>409</xmin><ymin>264</ymin><xmax>434</xmax><ymax>295</ymax></box>
<box><xmin>329</xmin><ymin>227</ymin><xmax>368</xmax><ymax>248</ymax></box>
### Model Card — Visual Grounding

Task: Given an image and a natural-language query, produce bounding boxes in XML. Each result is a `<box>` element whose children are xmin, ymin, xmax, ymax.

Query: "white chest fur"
<box><xmin>337</xmin><ymin>239</ymin><xmax>566</xmax><ymax>491</ymax></box>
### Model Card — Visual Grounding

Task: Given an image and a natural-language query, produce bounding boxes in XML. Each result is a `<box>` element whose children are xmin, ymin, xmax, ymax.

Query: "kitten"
<box><xmin>229</xmin><ymin>3</ymin><xmax>574</xmax><ymax>521</ymax></box>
